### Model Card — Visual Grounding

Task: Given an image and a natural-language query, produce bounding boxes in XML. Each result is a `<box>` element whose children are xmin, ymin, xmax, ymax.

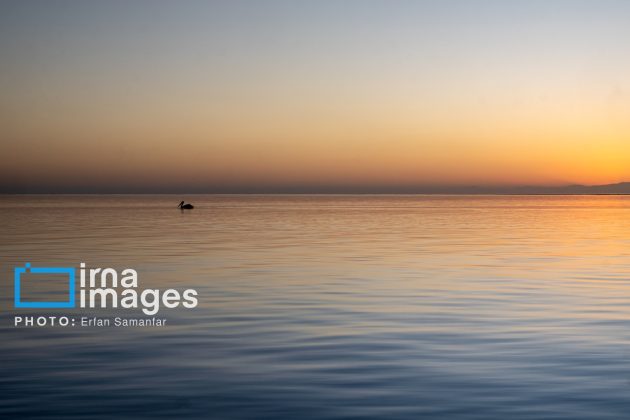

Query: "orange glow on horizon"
<box><xmin>2</xmin><ymin>1</ymin><xmax>630</xmax><ymax>191</ymax></box>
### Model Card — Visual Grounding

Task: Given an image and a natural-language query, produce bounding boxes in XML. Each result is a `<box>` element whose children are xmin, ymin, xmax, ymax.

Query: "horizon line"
<box><xmin>2</xmin><ymin>181</ymin><xmax>630</xmax><ymax>195</ymax></box>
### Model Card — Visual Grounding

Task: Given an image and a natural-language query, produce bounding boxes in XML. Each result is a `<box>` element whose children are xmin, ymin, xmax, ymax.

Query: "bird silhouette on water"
<box><xmin>178</xmin><ymin>201</ymin><xmax>194</xmax><ymax>209</ymax></box>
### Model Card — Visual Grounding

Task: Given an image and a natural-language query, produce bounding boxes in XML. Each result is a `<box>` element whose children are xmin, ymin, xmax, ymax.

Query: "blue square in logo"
<box><xmin>14</xmin><ymin>263</ymin><xmax>76</xmax><ymax>309</ymax></box>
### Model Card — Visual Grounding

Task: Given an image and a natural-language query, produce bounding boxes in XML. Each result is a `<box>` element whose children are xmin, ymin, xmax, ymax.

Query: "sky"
<box><xmin>1</xmin><ymin>0</ymin><xmax>630</xmax><ymax>193</ymax></box>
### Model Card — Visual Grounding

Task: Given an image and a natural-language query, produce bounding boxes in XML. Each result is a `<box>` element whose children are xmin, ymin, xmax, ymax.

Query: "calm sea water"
<box><xmin>2</xmin><ymin>195</ymin><xmax>630</xmax><ymax>419</ymax></box>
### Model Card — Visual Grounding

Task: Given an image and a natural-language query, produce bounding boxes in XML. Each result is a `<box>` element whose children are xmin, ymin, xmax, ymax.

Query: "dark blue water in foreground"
<box><xmin>2</xmin><ymin>195</ymin><xmax>630</xmax><ymax>419</ymax></box>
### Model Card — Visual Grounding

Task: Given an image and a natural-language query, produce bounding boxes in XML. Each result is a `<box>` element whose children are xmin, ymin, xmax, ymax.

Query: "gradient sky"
<box><xmin>2</xmin><ymin>0</ymin><xmax>630</xmax><ymax>192</ymax></box>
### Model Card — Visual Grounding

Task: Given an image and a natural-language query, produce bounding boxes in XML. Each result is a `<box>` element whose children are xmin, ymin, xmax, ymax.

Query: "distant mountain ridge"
<box><xmin>495</xmin><ymin>182</ymin><xmax>630</xmax><ymax>195</ymax></box>
<box><xmin>410</xmin><ymin>182</ymin><xmax>630</xmax><ymax>195</ymax></box>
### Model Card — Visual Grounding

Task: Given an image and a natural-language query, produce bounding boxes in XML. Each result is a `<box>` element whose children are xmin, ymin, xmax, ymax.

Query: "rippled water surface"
<box><xmin>2</xmin><ymin>195</ymin><xmax>630</xmax><ymax>419</ymax></box>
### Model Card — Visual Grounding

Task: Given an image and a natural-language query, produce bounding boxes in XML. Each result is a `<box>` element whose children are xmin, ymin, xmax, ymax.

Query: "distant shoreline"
<box><xmin>3</xmin><ymin>182</ymin><xmax>630</xmax><ymax>195</ymax></box>
<box><xmin>2</xmin><ymin>192</ymin><xmax>630</xmax><ymax>196</ymax></box>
